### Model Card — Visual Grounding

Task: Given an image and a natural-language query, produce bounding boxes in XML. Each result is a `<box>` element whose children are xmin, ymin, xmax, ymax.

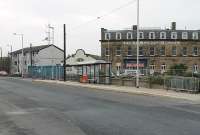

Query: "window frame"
<box><xmin>192</xmin><ymin>32</ymin><xmax>198</xmax><ymax>40</ymax></box>
<box><xmin>105</xmin><ymin>33</ymin><xmax>111</xmax><ymax>40</ymax></box>
<box><xmin>149</xmin><ymin>47</ymin><xmax>155</xmax><ymax>56</ymax></box>
<box><xmin>127</xmin><ymin>46</ymin><xmax>132</xmax><ymax>56</ymax></box>
<box><xmin>116</xmin><ymin>47</ymin><xmax>121</xmax><ymax>56</ymax></box>
<box><xmin>149</xmin><ymin>32</ymin><xmax>155</xmax><ymax>39</ymax></box>
<box><xmin>139</xmin><ymin>32</ymin><xmax>144</xmax><ymax>39</ymax></box>
<box><xmin>116</xmin><ymin>32</ymin><xmax>122</xmax><ymax>40</ymax></box>
<box><xmin>139</xmin><ymin>47</ymin><xmax>144</xmax><ymax>56</ymax></box>
<box><xmin>182</xmin><ymin>47</ymin><xmax>187</xmax><ymax>56</ymax></box>
<box><xmin>105</xmin><ymin>48</ymin><xmax>110</xmax><ymax>56</ymax></box>
<box><xmin>160</xmin><ymin>32</ymin><xmax>166</xmax><ymax>39</ymax></box>
<box><xmin>127</xmin><ymin>32</ymin><xmax>133</xmax><ymax>40</ymax></box>
<box><xmin>172</xmin><ymin>46</ymin><xmax>177</xmax><ymax>56</ymax></box>
<box><xmin>193</xmin><ymin>47</ymin><xmax>198</xmax><ymax>56</ymax></box>
<box><xmin>160</xmin><ymin>46</ymin><xmax>166</xmax><ymax>56</ymax></box>
<box><xmin>182</xmin><ymin>32</ymin><xmax>188</xmax><ymax>39</ymax></box>
<box><xmin>171</xmin><ymin>32</ymin><xmax>177</xmax><ymax>39</ymax></box>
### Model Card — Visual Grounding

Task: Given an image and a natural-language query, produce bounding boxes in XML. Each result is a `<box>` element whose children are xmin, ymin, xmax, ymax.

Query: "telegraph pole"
<box><xmin>136</xmin><ymin>0</ymin><xmax>140</xmax><ymax>88</ymax></box>
<box><xmin>63</xmin><ymin>24</ymin><xmax>66</xmax><ymax>81</ymax></box>
<box><xmin>30</xmin><ymin>43</ymin><xmax>33</xmax><ymax>78</ymax></box>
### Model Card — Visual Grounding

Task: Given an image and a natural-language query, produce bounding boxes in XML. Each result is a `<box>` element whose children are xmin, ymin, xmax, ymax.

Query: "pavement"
<box><xmin>33</xmin><ymin>79</ymin><xmax>200</xmax><ymax>103</ymax></box>
<box><xmin>1</xmin><ymin>77</ymin><xmax>200</xmax><ymax>135</ymax></box>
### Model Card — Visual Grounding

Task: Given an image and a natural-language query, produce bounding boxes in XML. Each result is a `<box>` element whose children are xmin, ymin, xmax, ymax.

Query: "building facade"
<box><xmin>100</xmin><ymin>22</ymin><xmax>200</xmax><ymax>75</ymax></box>
<box><xmin>66</xmin><ymin>49</ymin><xmax>102</xmax><ymax>75</ymax></box>
<box><xmin>10</xmin><ymin>45</ymin><xmax>64</xmax><ymax>75</ymax></box>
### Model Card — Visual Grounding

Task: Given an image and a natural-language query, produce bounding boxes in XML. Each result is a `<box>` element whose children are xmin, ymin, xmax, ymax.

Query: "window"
<box><xmin>192</xmin><ymin>32</ymin><xmax>198</xmax><ymax>40</ymax></box>
<box><xmin>127</xmin><ymin>47</ymin><xmax>132</xmax><ymax>56</ymax></box>
<box><xmin>105</xmin><ymin>48</ymin><xmax>110</xmax><ymax>56</ymax></box>
<box><xmin>77</xmin><ymin>58</ymin><xmax>84</xmax><ymax>62</ymax></box>
<box><xmin>116</xmin><ymin>47</ymin><xmax>121</xmax><ymax>56</ymax></box>
<box><xmin>14</xmin><ymin>61</ymin><xmax>17</xmax><ymax>65</ymax></box>
<box><xmin>193</xmin><ymin>47</ymin><xmax>198</xmax><ymax>56</ymax></box>
<box><xmin>139</xmin><ymin>32</ymin><xmax>144</xmax><ymax>39</ymax></box>
<box><xmin>116</xmin><ymin>33</ymin><xmax>122</xmax><ymax>40</ymax></box>
<box><xmin>139</xmin><ymin>47</ymin><xmax>143</xmax><ymax>56</ymax></box>
<box><xmin>24</xmin><ymin>61</ymin><xmax>27</xmax><ymax>65</ymax></box>
<box><xmin>161</xmin><ymin>64</ymin><xmax>166</xmax><ymax>73</ymax></box>
<box><xmin>182</xmin><ymin>32</ymin><xmax>188</xmax><ymax>39</ymax></box>
<box><xmin>149</xmin><ymin>47</ymin><xmax>155</xmax><ymax>56</ymax></box>
<box><xmin>160</xmin><ymin>47</ymin><xmax>165</xmax><ymax>56</ymax></box>
<box><xmin>149</xmin><ymin>32</ymin><xmax>155</xmax><ymax>39</ymax></box>
<box><xmin>172</xmin><ymin>46</ymin><xmax>177</xmax><ymax>56</ymax></box>
<box><xmin>105</xmin><ymin>33</ymin><xmax>111</xmax><ymax>40</ymax></box>
<box><xmin>182</xmin><ymin>47</ymin><xmax>187</xmax><ymax>56</ymax></box>
<box><xmin>160</xmin><ymin>32</ymin><xmax>166</xmax><ymax>39</ymax></box>
<box><xmin>150</xmin><ymin>65</ymin><xmax>155</xmax><ymax>74</ymax></box>
<box><xmin>193</xmin><ymin>64</ymin><xmax>198</xmax><ymax>73</ymax></box>
<box><xmin>127</xmin><ymin>32</ymin><xmax>133</xmax><ymax>39</ymax></box>
<box><xmin>171</xmin><ymin>32</ymin><xmax>177</xmax><ymax>39</ymax></box>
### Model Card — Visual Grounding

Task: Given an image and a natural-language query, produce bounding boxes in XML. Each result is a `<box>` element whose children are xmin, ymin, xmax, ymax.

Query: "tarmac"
<box><xmin>32</xmin><ymin>79</ymin><xmax>200</xmax><ymax>103</ymax></box>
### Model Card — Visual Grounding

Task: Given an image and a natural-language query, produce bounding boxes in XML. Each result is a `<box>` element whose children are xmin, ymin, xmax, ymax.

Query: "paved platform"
<box><xmin>33</xmin><ymin>79</ymin><xmax>200</xmax><ymax>103</ymax></box>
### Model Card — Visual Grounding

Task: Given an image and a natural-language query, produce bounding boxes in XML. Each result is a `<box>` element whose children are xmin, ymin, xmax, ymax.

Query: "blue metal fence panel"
<box><xmin>28</xmin><ymin>66</ymin><xmax>64</xmax><ymax>80</ymax></box>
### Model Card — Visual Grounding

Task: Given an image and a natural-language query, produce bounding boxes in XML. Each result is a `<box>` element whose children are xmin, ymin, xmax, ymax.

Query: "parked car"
<box><xmin>0</xmin><ymin>71</ymin><xmax>8</xmax><ymax>76</ymax></box>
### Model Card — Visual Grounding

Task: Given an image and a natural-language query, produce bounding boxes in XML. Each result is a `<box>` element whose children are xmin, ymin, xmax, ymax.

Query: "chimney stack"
<box><xmin>133</xmin><ymin>25</ymin><xmax>137</xmax><ymax>30</ymax></box>
<box><xmin>171</xmin><ymin>22</ymin><xmax>176</xmax><ymax>30</ymax></box>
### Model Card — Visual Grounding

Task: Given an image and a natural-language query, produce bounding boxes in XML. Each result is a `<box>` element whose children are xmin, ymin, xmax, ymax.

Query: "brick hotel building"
<box><xmin>100</xmin><ymin>22</ymin><xmax>200</xmax><ymax>75</ymax></box>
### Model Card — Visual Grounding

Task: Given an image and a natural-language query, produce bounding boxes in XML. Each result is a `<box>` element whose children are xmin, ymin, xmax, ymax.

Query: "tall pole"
<box><xmin>0</xmin><ymin>47</ymin><xmax>2</xmax><ymax>71</ymax></box>
<box><xmin>63</xmin><ymin>24</ymin><xmax>66</xmax><ymax>81</ymax></box>
<box><xmin>21</xmin><ymin>34</ymin><xmax>24</xmax><ymax>78</ymax></box>
<box><xmin>0</xmin><ymin>47</ymin><xmax>2</xmax><ymax>60</ymax></box>
<box><xmin>136</xmin><ymin>0</ymin><xmax>140</xmax><ymax>88</ymax></box>
<box><xmin>30</xmin><ymin>43</ymin><xmax>33</xmax><ymax>78</ymax></box>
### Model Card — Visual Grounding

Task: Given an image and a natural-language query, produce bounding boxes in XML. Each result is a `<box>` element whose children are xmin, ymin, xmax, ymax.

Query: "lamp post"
<box><xmin>13</xmin><ymin>33</ymin><xmax>24</xmax><ymax>77</ymax></box>
<box><xmin>136</xmin><ymin>0</ymin><xmax>140</xmax><ymax>88</ymax></box>
<box><xmin>7</xmin><ymin>44</ymin><xmax>12</xmax><ymax>74</ymax></box>
<box><xmin>0</xmin><ymin>47</ymin><xmax>2</xmax><ymax>60</ymax></box>
<box><xmin>7</xmin><ymin>44</ymin><xmax>12</xmax><ymax>60</ymax></box>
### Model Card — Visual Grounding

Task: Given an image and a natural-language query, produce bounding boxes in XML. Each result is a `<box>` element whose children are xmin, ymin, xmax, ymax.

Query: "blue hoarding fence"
<box><xmin>28</xmin><ymin>66</ymin><xmax>64</xmax><ymax>80</ymax></box>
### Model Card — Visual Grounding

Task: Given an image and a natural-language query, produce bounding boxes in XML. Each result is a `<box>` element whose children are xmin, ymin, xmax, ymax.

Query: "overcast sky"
<box><xmin>0</xmin><ymin>0</ymin><xmax>199</xmax><ymax>56</ymax></box>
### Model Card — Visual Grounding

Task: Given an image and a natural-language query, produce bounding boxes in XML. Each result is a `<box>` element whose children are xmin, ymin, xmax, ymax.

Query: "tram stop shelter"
<box><xmin>66</xmin><ymin>60</ymin><xmax>112</xmax><ymax>84</ymax></box>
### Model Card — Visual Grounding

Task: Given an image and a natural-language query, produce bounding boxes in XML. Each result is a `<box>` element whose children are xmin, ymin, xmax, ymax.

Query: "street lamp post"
<box><xmin>136</xmin><ymin>0</ymin><xmax>140</xmax><ymax>88</ymax></box>
<box><xmin>7</xmin><ymin>44</ymin><xmax>12</xmax><ymax>60</ymax></box>
<box><xmin>13</xmin><ymin>33</ymin><xmax>24</xmax><ymax>77</ymax></box>
<box><xmin>7</xmin><ymin>44</ymin><xmax>12</xmax><ymax>74</ymax></box>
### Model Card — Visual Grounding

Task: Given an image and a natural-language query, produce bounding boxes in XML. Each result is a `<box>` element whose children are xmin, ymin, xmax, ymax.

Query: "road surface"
<box><xmin>0</xmin><ymin>77</ymin><xmax>200</xmax><ymax>135</ymax></box>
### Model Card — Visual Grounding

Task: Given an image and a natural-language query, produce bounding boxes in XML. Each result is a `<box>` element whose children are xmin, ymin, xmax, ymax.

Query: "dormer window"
<box><xmin>160</xmin><ymin>32</ymin><xmax>166</xmax><ymax>39</ymax></box>
<box><xmin>182</xmin><ymin>32</ymin><xmax>188</xmax><ymax>39</ymax></box>
<box><xmin>192</xmin><ymin>32</ymin><xmax>198</xmax><ymax>40</ymax></box>
<box><xmin>105</xmin><ymin>33</ymin><xmax>111</xmax><ymax>40</ymax></box>
<box><xmin>149</xmin><ymin>32</ymin><xmax>155</xmax><ymax>39</ymax></box>
<box><xmin>127</xmin><ymin>32</ymin><xmax>133</xmax><ymax>39</ymax></box>
<box><xmin>116</xmin><ymin>32</ymin><xmax>122</xmax><ymax>40</ymax></box>
<box><xmin>139</xmin><ymin>32</ymin><xmax>144</xmax><ymax>39</ymax></box>
<box><xmin>171</xmin><ymin>32</ymin><xmax>177</xmax><ymax>39</ymax></box>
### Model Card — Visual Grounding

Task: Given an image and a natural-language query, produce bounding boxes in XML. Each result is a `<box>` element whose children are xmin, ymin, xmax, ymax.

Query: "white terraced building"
<box><xmin>10</xmin><ymin>44</ymin><xmax>64</xmax><ymax>75</ymax></box>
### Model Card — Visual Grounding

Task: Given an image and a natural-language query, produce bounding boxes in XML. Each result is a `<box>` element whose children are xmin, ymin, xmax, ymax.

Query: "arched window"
<box><xmin>182</xmin><ymin>32</ymin><xmax>188</xmax><ymax>39</ymax></box>
<box><xmin>105</xmin><ymin>33</ymin><xmax>111</xmax><ymax>40</ymax></box>
<box><xmin>160</xmin><ymin>32</ymin><xmax>166</xmax><ymax>39</ymax></box>
<box><xmin>149</xmin><ymin>32</ymin><xmax>155</xmax><ymax>39</ymax></box>
<box><xmin>171</xmin><ymin>32</ymin><xmax>177</xmax><ymax>39</ymax></box>
<box><xmin>192</xmin><ymin>32</ymin><xmax>198</xmax><ymax>40</ymax></box>
<box><xmin>116</xmin><ymin>32</ymin><xmax>122</xmax><ymax>40</ymax></box>
<box><xmin>127</xmin><ymin>32</ymin><xmax>133</xmax><ymax>39</ymax></box>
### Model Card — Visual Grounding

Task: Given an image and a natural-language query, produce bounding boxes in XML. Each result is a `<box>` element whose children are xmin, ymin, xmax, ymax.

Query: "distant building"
<box><xmin>66</xmin><ymin>49</ymin><xmax>102</xmax><ymax>75</ymax></box>
<box><xmin>100</xmin><ymin>22</ymin><xmax>200</xmax><ymax>75</ymax></box>
<box><xmin>10</xmin><ymin>44</ymin><xmax>64</xmax><ymax>75</ymax></box>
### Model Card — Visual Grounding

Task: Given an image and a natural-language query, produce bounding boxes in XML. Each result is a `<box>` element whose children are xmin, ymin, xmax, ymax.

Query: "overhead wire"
<box><xmin>70</xmin><ymin>0</ymin><xmax>137</xmax><ymax>31</ymax></box>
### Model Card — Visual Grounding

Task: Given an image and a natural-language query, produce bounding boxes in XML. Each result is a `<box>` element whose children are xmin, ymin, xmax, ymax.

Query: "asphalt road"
<box><xmin>0</xmin><ymin>77</ymin><xmax>200</xmax><ymax>135</ymax></box>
